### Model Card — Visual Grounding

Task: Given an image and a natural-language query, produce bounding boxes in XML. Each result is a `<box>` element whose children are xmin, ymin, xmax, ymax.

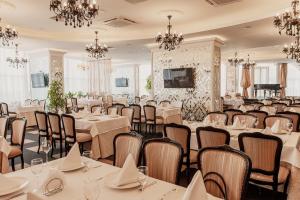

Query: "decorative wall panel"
<box><xmin>152</xmin><ymin>39</ymin><xmax>222</xmax><ymax>121</ymax></box>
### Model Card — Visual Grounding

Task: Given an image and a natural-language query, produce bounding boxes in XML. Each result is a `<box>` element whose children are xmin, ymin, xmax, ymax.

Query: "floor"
<box><xmin>6</xmin><ymin>129</ymin><xmax>287</xmax><ymax>200</ymax></box>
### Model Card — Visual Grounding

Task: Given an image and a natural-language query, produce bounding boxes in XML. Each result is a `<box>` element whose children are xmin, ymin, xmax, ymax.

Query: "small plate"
<box><xmin>59</xmin><ymin>162</ymin><xmax>86</xmax><ymax>172</ymax></box>
<box><xmin>0</xmin><ymin>177</ymin><xmax>29</xmax><ymax>196</ymax></box>
<box><xmin>104</xmin><ymin>172</ymin><xmax>140</xmax><ymax>189</ymax></box>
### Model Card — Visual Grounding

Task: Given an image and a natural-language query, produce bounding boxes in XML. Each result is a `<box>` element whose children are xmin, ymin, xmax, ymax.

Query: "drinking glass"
<box><xmin>31</xmin><ymin>158</ymin><xmax>44</xmax><ymax>191</ymax></box>
<box><xmin>137</xmin><ymin>166</ymin><xmax>148</xmax><ymax>191</ymax></box>
<box><xmin>42</xmin><ymin>138</ymin><xmax>51</xmax><ymax>164</ymax></box>
<box><xmin>287</xmin><ymin>122</ymin><xmax>293</xmax><ymax>135</ymax></box>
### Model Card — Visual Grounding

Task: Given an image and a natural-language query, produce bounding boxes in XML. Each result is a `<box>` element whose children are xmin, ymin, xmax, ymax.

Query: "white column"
<box><xmin>133</xmin><ymin>64</ymin><xmax>140</xmax><ymax>97</ymax></box>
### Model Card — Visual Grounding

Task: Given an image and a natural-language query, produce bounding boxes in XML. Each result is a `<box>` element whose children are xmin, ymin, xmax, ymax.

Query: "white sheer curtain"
<box><xmin>88</xmin><ymin>59</ymin><xmax>112</xmax><ymax>95</ymax></box>
<box><xmin>64</xmin><ymin>57</ymin><xmax>89</xmax><ymax>93</ymax></box>
<box><xmin>0</xmin><ymin>47</ymin><xmax>30</xmax><ymax>105</ymax></box>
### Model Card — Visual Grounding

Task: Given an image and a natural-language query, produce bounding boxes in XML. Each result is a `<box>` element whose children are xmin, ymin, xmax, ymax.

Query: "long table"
<box><xmin>4</xmin><ymin>158</ymin><xmax>219</xmax><ymax>200</ymax></box>
<box><xmin>184</xmin><ymin>121</ymin><xmax>300</xmax><ymax>200</ymax></box>
<box><xmin>15</xmin><ymin>106</ymin><xmax>44</xmax><ymax>127</ymax></box>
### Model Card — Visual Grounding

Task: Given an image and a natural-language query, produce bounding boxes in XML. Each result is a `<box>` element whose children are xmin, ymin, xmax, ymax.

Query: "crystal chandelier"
<box><xmin>283</xmin><ymin>36</ymin><xmax>300</xmax><ymax>62</ymax></box>
<box><xmin>243</xmin><ymin>54</ymin><xmax>256</xmax><ymax>68</ymax></box>
<box><xmin>49</xmin><ymin>0</ymin><xmax>99</xmax><ymax>28</ymax></box>
<box><xmin>274</xmin><ymin>0</ymin><xmax>300</xmax><ymax>36</ymax></box>
<box><xmin>0</xmin><ymin>18</ymin><xmax>18</xmax><ymax>46</ymax></box>
<box><xmin>155</xmin><ymin>15</ymin><xmax>184</xmax><ymax>51</ymax></box>
<box><xmin>85</xmin><ymin>31</ymin><xmax>108</xmax><ymax>59</ymax></box>
<box><xmin>228</xmin><ymin>52</ymin><xmax>244</xmax><ymax>66</ymax></box>
<box><xmin>6</xmin><ymin>44</ymin><xmax>28</xmax><ymax>69</ymax></box>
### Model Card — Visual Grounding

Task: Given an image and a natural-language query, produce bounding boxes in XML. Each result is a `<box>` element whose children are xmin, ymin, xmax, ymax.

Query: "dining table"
<box><xmin>15</xmin><ymin>105</ymin><xmax>44</xmax><ymax>127</ymax></box>
<box><xmin>71</xmin><ymin>113</ymin><xmax>131</xmax><ymax>159</ymax></box>
<box><xmin>184</xmin><ymin>120</ymin><xmax>300</xmax><ymax>200</ymax></box>
<box><xmin>2</xmin><ymin>158</ymin><xmax>220</xmax><ymax>200</ymax></box>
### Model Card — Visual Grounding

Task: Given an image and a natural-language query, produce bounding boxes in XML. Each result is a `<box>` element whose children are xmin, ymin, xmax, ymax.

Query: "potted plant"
<box><xmin>145</xmin><ymin>75</ymin><xmax>152</xmax><ymax>93</ymax></box>
<box><xmin>48</xmin><ymin>72</ymin><xmax>65</xmax><ymax>113</ymax></box>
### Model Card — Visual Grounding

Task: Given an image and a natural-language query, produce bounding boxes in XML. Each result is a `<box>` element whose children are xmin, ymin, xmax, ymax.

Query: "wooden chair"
<box><xmin>198</xmin><ymin>145</ymin><xmax>251</xmax><ymax>200</ymax></box>
<box><xmin>34</xmin><ymin>111</ymin><xmax>49</xmax><ymax>154</ymax></box>
<box><xmin>159</xmin><ymin>100</ymin><xmax>171</xmax><ymax>107</ymax></box>
<box><xmin>0</xmin><ymin>116</ymin><xmax>9</xmax><ymax>138</ymax></box>
<box><xmin>238</xmin><ymin>132</ymin><xmax>290</xmax><ymax>193</ymax></box>
<box><xmin>164</xmin><ymin>123</ymin><xmax>196</xmax><ymax>180</ymax></box>
<box><xmin>39</xmin><ymin>100</ymin><xmax>46</xmax><ymax>110</ymax></box>
<box><xmin>113</xmin><ymin>132</ymin><xmax>143</xmax><ymax>168</ymax></box>
<box><xmin>71</xmin><ymin>97</ymin><xmax>84</xmax><ymax>112</ymax></box>
<box><xmin>264</xmin><ymin>115</ymin><xmax>292</xmax><ymax>131</ymax></box>
<box><xmin>9</xmin><ymin>118</ymin><xmax>27</xmax><ymax>171</ymax></box>
<box><xmin>121</xmin><ymin>107</ymin><xmax>134</xmax><ymax>124</ymax></box>
<box><xmin>271</xmin><ymin>103</ymin><xmax>287</xmax><ymax>113</ymax></box>
<box><xmin>112</xmin><ymin>103</ymin><xmax>125</xmax><ymax>115</ymax></box>
<box><xmin>247</xmin><ymin>110</ymin><xmax>268</xmax><ymax>129</ymax></box>
<box><xmin>146</xmin><ymin>100</ymin><xmax>157</xmax><ymax>106</ymax></box>
<box><xmin>277</xmin><ymin>111</ymin><xmax>300</xmax><ymax>132</ymax></box>
<box><xmin>0</xmin><ymin>103</ymin><xmax>17</xmax><ymax>119</ymax></box>
<box><xmin>142</xmin><ymin>138</ymin><xmax>183</xmax><ymax>184</ymax></box>
<box><xmin>196</xmin><ymin>126</ymin><xmax>230</xmax><ymax>149</ymax></box>
<box><xmin>204</xmin><ymin>112</ymin><xmax>228</xmax><ymax>125</ymax></box>
<box><xmin>48</xmin><ymin>112</ymin><xmax>64</xmax><ymax>158</ymax></box>
<box><xmin>224</xmin><ymin>109</ymin><xmax>243</xmax><ymax>125</ymax></box>
<box><xmin>129</xmin><ymin>104</ymin><xmax>142</xmax><ymax>133</ymax></box>
<box><xmin>232</xmin><ymin>114</ymin><xmax>257</xmax><ymax>128</ymax></box>
<box><xmin>31</xmin><ymin>99</ymin><xmax>40</xmax><ymax>106</ymax></box>
<box><xmin>107</xmin><ymin>106</ymin><xmax>117</xmax><ymax>115</ymax></box>
<box><xmin>90</xmin><ymin>105</ymin><xmax>102</xmax><ymax>114</ymax></box>
<box><xmin>61</xmin><ymin>114</ymin><xmax>92</xmax><ymax>154</ymax></box>
<box><xmin>143</xmin><ymin>105</ymin><xmax>163</xmax><ymax>134</ymax></box>
<box><xmin>134</xmin><ymin>96</ymin><xmax>140</xmax><ymax>104</ymax></box>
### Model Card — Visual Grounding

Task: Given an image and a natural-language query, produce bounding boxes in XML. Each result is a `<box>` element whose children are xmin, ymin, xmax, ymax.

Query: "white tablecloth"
<box><xmin>15</xmin><ymin>106</ymin><xmax>44</xmax><ymax>127</ymax></box>
<box><xmin>223</xmin><ymin>99</ymin><xmax>244</xmax><ymax>109</ymax></box>
<box><xmin>78</xmin><ymin>99</ymin><xmax>102</xmax><ymax>107</ymax></box>
<box><xmin>4</xmin><ymin>159</ymin><xmax>219</xmax><ymax>200</ymax></box>
<box><xmin>73</xmin><ymin>114</ymin><xmax>131</xmax><ymax>159</ymax></box>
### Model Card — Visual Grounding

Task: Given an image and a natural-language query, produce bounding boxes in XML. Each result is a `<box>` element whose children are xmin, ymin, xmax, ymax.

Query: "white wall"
<box><xmin>111</xmin><ymin>64</ymin><xmax>136</xmax><ymax>96</ymax></box>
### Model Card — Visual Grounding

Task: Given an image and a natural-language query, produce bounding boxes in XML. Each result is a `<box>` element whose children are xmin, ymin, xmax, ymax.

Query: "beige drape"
<box><xmin>240</xmin><ymin>64</ymin><xmax>251</xmax><ymax>98</ymax></box>
<box><xmin>279</xmin><ymin>63</ymin><xmax>288</xmax><ymax>98</ymax></box>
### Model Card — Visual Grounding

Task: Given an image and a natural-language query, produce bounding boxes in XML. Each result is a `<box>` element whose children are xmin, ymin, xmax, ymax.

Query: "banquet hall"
<box><xmin>1</xmin><ymin>0</ymin><xmax>300</xmax><ymax>199</ymax></box>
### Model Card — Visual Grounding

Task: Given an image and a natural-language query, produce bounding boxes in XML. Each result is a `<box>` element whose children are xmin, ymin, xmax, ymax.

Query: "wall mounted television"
<box><xmin>163</xmin><ymin>68</ymin><xmax>195</xmax><ymax>88</ymax></box>
<box><xmin>115</xmin><ymin>78</ymin><xmax>129</xmax><ymax>87</ymax></box>
<box><xmin>31</xmin><ymin>72</ymin><xmax>49</xmax><ymax>88</ymax></box>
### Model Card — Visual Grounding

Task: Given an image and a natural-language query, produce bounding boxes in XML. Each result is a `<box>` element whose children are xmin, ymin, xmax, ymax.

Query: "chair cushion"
<box><xmin>76</xmin><ymin>132</ymin><xmax>92</xmax><ymax>143</ymax></box>
<box><xmin>8</xmin><ymin>146</ymin><xmax>22</xmax><ymax>158</ymax></box>
<box><xmin>250</xmin><ymin>166</ymin><xmax>290</xmax><ymax>184</ymax></box>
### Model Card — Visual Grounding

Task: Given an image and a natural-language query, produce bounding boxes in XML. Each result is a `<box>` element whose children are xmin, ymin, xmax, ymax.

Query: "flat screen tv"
<box><xmin>163</xmin><ymin>68</ymin><xmax>194</xmax><ymax>88</ymax></box>
<box><xmin>115</xmin><ymin>78</ymin><xmax>129</xmax><ymax>87</ymax></box>
<box><xmin>31</xmin><ymin>73</ymin><xmax>49</xmax><ymax>88</ymax></box>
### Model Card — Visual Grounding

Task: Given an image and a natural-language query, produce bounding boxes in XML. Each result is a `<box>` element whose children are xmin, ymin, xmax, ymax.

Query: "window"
<box><xmin>286</xmin><ymin>63</ymin><xmax>300</xmax><ymax>96</ymax></box>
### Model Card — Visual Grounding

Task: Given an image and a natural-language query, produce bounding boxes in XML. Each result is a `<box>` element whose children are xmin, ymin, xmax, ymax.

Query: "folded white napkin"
<box><xmin>182</xmin><ymin>170</ymin><xmax>207</xmax><ymax>200</ymax></box>
<box><xmin>239</xmin><ymin>105</ymin><xmax>247</xmax><ymax>112</ymax></box>
<box><xmin>271</xmin><ymin>120</ymin><xmax>281</xmax><ymax>134</ymax></box>
<box><xmin>232</xmin><ymin>118</ymin><xmax>242</xmax><ymax>129</ymax></box>
<box><xmin>262</xmin><ymin>127</ymin><xmax>272</xmax><ymax>135</ymax></box>
<box><xmin>113</xmin><ymin>154</ymin><xmax>139</xmax><ymax>186</ymax></box>
<box><xmin>0</xmin><ymin>174</ymin><xmax>21</xmax><ymax>192</ymax></box>
<box><xmin>0</xmin><ymin>136</ymin><xmax>11</xmax><ymax>156</ymax></box>
<box><xmin>41</xmin><ymin>168</ymin><xmax>65</xmax><ymax>194</ymax></box>
<box><xmin>58</xmin><ymin>143</ymin><xmax>82</xmax><ymax>170</ymax></box>
<box><xmin>289</xmin><ymin>108</ymin><xmax>297</xmax><ymax>113</ymax></box>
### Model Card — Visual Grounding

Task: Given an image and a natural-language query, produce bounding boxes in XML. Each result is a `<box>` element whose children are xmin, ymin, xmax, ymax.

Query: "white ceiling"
<box><xmin>0</xmin><ymin>0</ymin><xmax>295</xmax><ymax>64</ymax></box>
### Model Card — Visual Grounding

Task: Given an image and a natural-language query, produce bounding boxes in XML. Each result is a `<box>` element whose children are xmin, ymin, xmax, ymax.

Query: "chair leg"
<box><xmin>11</xmin><ymin>158</ymin><xmax>15</xmax><ymax>171</ymax></box>
<box><xmin>65</xmin><ymin>142</ymin><xmax>68</xmax><ymax>156</ymax></box>
<box><xmin>186</xmin><ymin>161</ymin><xmax>191</xmax><ymax>182</ymax></box>
<box><xmin>21</xmin><ymin>155</ymin><xmax>24</xmax><ymax>169</ymax></box>
<box><xmin>51</xmin><ymin>140</ymin><xmax>54</xmax><ymax>158</ymax></box>
<box><xmin>60</xmin><ymin>139</ymin><xmax>63</xmax><ymax>158</ymax></box>
<box><xmin>272</xmin><ymin>183</ymin><xmax>278</xmax><ymax>192</ymax></box>
<box><xmin>37</xmin><ymin>135</ymin><xmax>41</xmax><ymax>154</ymax></box>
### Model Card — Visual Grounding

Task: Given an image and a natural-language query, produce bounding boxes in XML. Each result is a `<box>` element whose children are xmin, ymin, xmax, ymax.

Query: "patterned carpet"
<box><xmin>6</xmin><ymin>128</ymin><xmax>286</xmax><ymax>200</ymax></box>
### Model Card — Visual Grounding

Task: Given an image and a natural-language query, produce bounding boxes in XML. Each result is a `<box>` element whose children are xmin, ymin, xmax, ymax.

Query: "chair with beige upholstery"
<box><xmin>164</xmin><ymin>123</ymin><xmax>197</xmax><ymax>180</ymax></box>
<box><xmin>39</xmin><ymin>99</ymin><xmax>46</xmax><ymax>110</ymax></box>
<box><xmin>224</xmin><ymin>109</ymin><xmax>243</xmax><ymax>125</ymax></box>
<box><xmin>121</xmin><ymin>107</ymin><xmax>134</xmax><ymax>124</ymax></box>
<box><xmin>239</xmin><ymin>104</ymin><xmax>255</xmax><ymax>112</ymax></box>
<box><xmin>71</xmin><ymin>97</ymin><xmax>84</xmax><ymax>112</ymax></box>
<box><xmin>0</xmin><ymin>103</ymin><xmax>17</xmax><ymax>119</ymax></box>
<box><xmin>129</xmin><ymin>104</ymin><xmax>142</xmax><ymax>132</ymax></box>
<box><xmin>271</xmin><ymin>103</ymin><xmax>287</xmax><ymax>113</ymax></box>
<box><xmin>146</xmin><ymin>100</ymin><xmax>157</xmax><ymax>106</ymax></box>
<box><xmin>113</xmin><ymin>132</ymin><xmax>143</xmax><ymax>168</ymax></box>
<box><xmin>142</xmin><ymin>138</ymin><xmax>183</xmax><ymax>184</ymax></box>
<box><xmin>247</xmin><ymin>110</ymin><xmax>268</xmax><ymax>129</ymax></box>
<box><xmin>196</xmin><ymin>126</ymin><xmax>230</xmax><ymax>149</ymax></box>
<box><xmin>0</xmin><ymin>116</ymin><xmax>9</xmax><ymax>138</ymax></box>
<box><xmin>198</xmin><ymin>145</ymin><xmax>251</xmax><ymax>200</ymax></box>
<box><xmin>204</xmin><ymin>112</ymin><xmax>228</xmax><ymax>125</ymax></box>
<box><xmin>9</xmin><ymin>118</ymin><xmax>27</xmax><ymax>171</ymax></box>
<box><xmin>31</xmin><ymin>99</ymin><xmax>40</xmax><ymax>106</ymax></box>
<box><xmin>134</xmin><ymin>96</ymin><xmax>140</xmax><ymax>104</ymax></box>
<box><xmin>143</xmin><ymin>105</ymin><xmax>163</xmax><ymax>134</ymax></box>
<box><xmin>48</xmin><ymin>112</ymin><xmax>64</xmax><ymax>158</ymax></box>
<box><xmin>238</xmin><ymin>132</ymin><xmax>290</xmax><ymax>193</ymax></box>
<box><xmin>232</xmin><ymin>114</ymin><xmax>257</xmax><ymax>128</ymax></box>
<box><xmin>112</xmin><ymin>103</ymin><xmax>125</xmax><ymax>115</ymax></box>
<box><xmin>90</xmin><ymin>105</ymin><xmax>102</xmax><ymax>114</ymax></box>
<box><xmin>260</xmin><ymin>105</ymin><xmax>277</xmax><ymax>115</ymax></box>
<box><xmin>279</xmin><ymin>99</ymin><xmax>292</xmax><ymax>106</ymax></box>
<box><xmin>264</xmin><ymin>115</ymin><xmax>292</xmax><ymax>131</ymax></box>
<box><xmin>107</xmin><ymin>95</ymin><xmax>113</xmax><ymax>107</ymax></box>
<box><xmin>250</xmin><ymin>102</ymin><xmax>264</xmax><ymax>110</ymax></box>
<box><xmin>277</xmin><ymin>111</ymin><xmax>300</xmax><ymax>132</ymax></box>
<box><xmin>34</xmin><ymin>111</ymin><xmax>49</xmax><ymax>154</ymax></box>
<box><xmin>107</xmin><ymin>106</ymin><xmax>117</xmax><ymax>115</ymax></box>
<box><xmin>159</xmin><ymin>100</ymin><xmax>171</xmax><ymax>107</ymax></box>
<box><xmin>61</xmin><ymin>114</ymin><xmax>92</xmax><ymax>154</ymax></box>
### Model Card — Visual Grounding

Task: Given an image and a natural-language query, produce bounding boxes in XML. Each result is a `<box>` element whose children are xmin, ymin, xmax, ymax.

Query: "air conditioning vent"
<box><xmin>104</xmin><ymin>17</ymin><xmax>137</xmax><ymax>28</ymax></box>
<box><xmin>205</xmin><ymin>0</ymin><xmax>241</xmax><ymax>6</ymax></box>
<box><xmin>124</xmin><ymin>0</ymin><xmax>148</xmax><ymax>4</ymax></box>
